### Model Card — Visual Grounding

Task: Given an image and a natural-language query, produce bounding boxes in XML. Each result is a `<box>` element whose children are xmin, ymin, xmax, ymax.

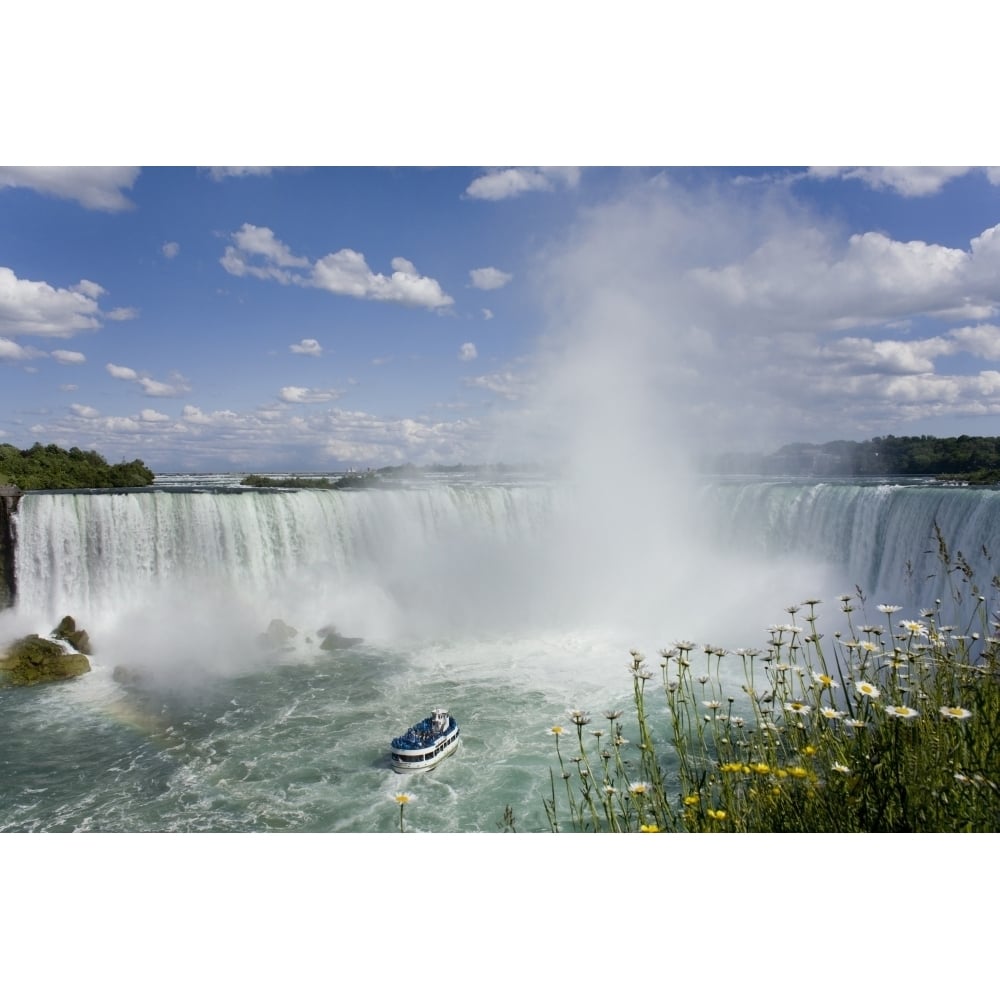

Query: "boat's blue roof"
<box><xmin>391</xmin><ymin>715</ymin><xmax>457</xmax><ymax>750</ymax></box>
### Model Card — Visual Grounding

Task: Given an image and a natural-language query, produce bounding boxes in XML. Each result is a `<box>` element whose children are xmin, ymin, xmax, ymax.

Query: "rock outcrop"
<box><xmin>260</xmin><ymin>618</ymin><xmax>298</xmax><ymax>647</ymax></box>
<box><xmin>53</xmin><ymin>614</ymin><xmax>92</xmax><ymax>654</ymax></box>
<box><xmin>317</xmin><ymin>625</ymin><xmax>362</xmax><ymax>650</ymax></box>
<box><xmin>0</xmin><ymin>633</ymin><xmax>91</xmax><ymax>686</ymax></box>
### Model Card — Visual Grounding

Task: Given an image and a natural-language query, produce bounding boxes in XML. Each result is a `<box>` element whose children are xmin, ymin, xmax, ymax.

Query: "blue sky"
<box><xmin>3</xmin><ymin>165</ymin><xmax>1000</xmax><ymax>472</ymax></box>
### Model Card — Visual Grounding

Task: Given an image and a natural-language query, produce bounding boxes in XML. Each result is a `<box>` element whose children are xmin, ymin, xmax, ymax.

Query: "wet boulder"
<box><xmin>261</xmin><ymin>618</ymin><xmax>298</xmax><ymax>647</ymax></box>
<box><xmin>0</xmin><ymin>634</ymin><xmax>91</xmax><ymax>686</ymax></box>
<box><xmin>53</xmin><ymin>614</ymin><xmax>92</xmax><ymax>654</ymax></box>
<box><xmin>317</xmin><ymin>625</ymin><xmax>362</xmax><ymax>650</ymax></box>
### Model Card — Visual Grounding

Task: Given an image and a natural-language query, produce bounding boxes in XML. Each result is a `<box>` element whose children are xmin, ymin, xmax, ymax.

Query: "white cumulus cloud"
<box><xmin>0</xmin><ymin>266</ymin><xmax>104</xmax><ymax>337</ymax></box>
<box><xmin>70</xmin><ymin>403</ymin><xmax>100</xmax><ymax>419</ymax></box>
<box><xmin>0</xmin><ymin>337</ymin><xmax>39</xmax><ymax>362</ymax></box>
<box><xmin>162</xmin><ymin>241</ymin><xmax>180</xmax><ymax>259</ymax></box>
<box><xmin>290</xmin><ymin>338</ymin><xmax>323</xmax><ymax>356</ymax></box>
<box><xmin>462</xmin><ymin>370</ymin><xmax>528</xmax><ymax>400</ymax></box>
<box><xmin>465</xmin><ymin>167</ymin><xmax>580</xmax><ymax>201</ymax></box>
<box><xmin>51</xmin><ymin>349</ymin><xmax>86</xmax><ymax>365</ymax></box>
<box><xmin>106</xmin><ymin>306</ymin><xmax>139</xmax><ymax>321</ymax></box>
<box><xmin>807</xmin><ymin>166</ymin><xmax>992</xmax><ymax>197</ymax></box>
<box><xmin>72</xmin><ymin>279</ymin><xmax>105</xmax><ymax>299</ymax></box>
<box><xmin>107</xmin><ymin>363</ymin><xmax>138</xmax><ymax>381</ymax></box>
<box><xmin>312</xmin><ymin>250</ymin><xmax>453</xmax><ymax>310</ymax></box>
<box><xmin>279</xmin><ymin>385</ymin><xmax>344</xmax><ymax>404</ymax></box>
<box><xmin>106</xmin><ymin>363</ymin><xmax>190</xmax><ymax>397</ymax></box>
<box><xmin>207</xmin><ymin>167</ymin><xmax>277</xmax><ymax>180</ymax></box>
<box><xmin>221</xmin><ymin>223</ymin><xmax>310</xmax><ymax>284</ymax></box>
<box><xmin>459</xmin><ymin>342</ymin><xmax>477</xmax><ymax>361</ymax></box>
<box><xmin>221</xmin><ymin>223</ymin><xmax>454</xmax><ymax>311</ymax></box>
<box><xmin>137</xmin><ymin>376</ymin><xmax>185</xmax><ymax>397</ymax></box>
<box><xmin>469</xmin><ymin>266</ymin><xmax>513</xmax><ymax>290</ymax></box>
<box><xmin>0</xmin><ymin>166</ymin><xmax>140</xmax><ymax>211</ymax></box>
<box><xmin>947</xmin><ymin>324</ymin><xmax>1000</xmax><ymax>360</ymax></box>
<box><xmin>691</xmin><ymin>223</ymin><xmax>1000</xmax><ymax>334</ymax></box>
<box><xmin>182</xmin><ymin>405</ymin><xmax>241</xmax><ymax>425</ymax></box>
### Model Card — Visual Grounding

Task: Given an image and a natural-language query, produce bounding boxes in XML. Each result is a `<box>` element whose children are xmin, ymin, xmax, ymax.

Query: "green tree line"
<box><xmin>0</xmin><ymin>442</ymin><xmax>155</xmax><ymax>490</ymax></box>
<box><xmin>712</xmin><ymin>434</ymin><xmax>1000</xmax><ymax>479</ymax></box>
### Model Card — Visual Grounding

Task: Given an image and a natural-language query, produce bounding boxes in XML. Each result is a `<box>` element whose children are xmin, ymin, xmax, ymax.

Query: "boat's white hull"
<box><xmin>390</xmin><ymin>732</ymin><xmax>460</xmax><ymax>773</ymax></box>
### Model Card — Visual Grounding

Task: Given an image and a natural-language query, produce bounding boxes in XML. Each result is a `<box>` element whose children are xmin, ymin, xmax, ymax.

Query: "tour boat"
<box><xmin>390</xmin><ymin>708</ymin><xmax>460</xmax><ymax>773</ymax></box>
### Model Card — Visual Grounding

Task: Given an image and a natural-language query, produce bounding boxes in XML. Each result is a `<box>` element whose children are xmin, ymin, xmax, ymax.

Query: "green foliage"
<box><xmin>711</xmin><ymin>434</ymin><xmax>1000</xmax><ymax>479</ymax></box>
<box><xmin>240</xmin><ymin>472</ymin><xmax>376</xmax><ymax>489</ymax></box>
<box><xmin>241</xmin><ymin>474</ymin><xmax>334</xmax><ymax>488</ymax></box>
<box><xmin>0</xmin><ymin>442</ymin><xmax>155</xmax><ymax>490</ymax></box>
<box><xmin>543</xmin><ymin>547</ymin><xmax>1000</xmax><ymax>833</ymax></box>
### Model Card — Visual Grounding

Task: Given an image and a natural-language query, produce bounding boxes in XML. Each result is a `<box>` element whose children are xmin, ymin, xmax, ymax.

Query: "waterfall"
<box><xmin>8</xmin><ymin>479</ymin><xmax>999</xmax><ymax>666</ymax></box>
<box><xmin>10</xmin><ymin>485</ymin><xmax>561</xmax><ymax>646</ymax></box>
<box><xmin>710</xmin><ymin>480</ymin><xmax>1000</xmax><ymax>609</ymax></box>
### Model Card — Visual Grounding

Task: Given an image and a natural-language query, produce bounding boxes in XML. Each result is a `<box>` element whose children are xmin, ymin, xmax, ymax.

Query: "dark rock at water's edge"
<box><xmin>0</xmin><ymin>485</ymin><xmax>20</xmax><ymax>610</ymax></box>
<box><xmin>258</xmin><ymin>618</ymin><xmax>363</xmax><ymax>651</ymax></box>
<box><xmin>260</xmin><ymin>618</ymin><xmax>298</xmax><ymax>647</ymax></box>
<box><xmin>317</xmin><ymin>625</ymin><xmax>363</xmax><ymax>650</ymax></box>
<box><xmin>53</xmin><ymin>614</ymin><xmax>92</xmax><ymax>654</ymax></box>
<box><xmin>0</xmin><ymin>633</ymin><xmax>91</xmax><ymax>686</ymax></box>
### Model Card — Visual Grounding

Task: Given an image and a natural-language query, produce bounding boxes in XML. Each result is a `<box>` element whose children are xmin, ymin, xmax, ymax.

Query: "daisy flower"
<box><xmin>628</xmin><ymin>781</ymin><xmax>650</xmax><ymax>796</ymax></box>
<box><xmin>548</xmin><ymin>725</ymin><xmax>567</xmax><ymax>736</ymax></box>
<box><xmin>393</xmin><ymin>792</ymin><xmax>415</xmax><ymax>805</ymax></box>
<box><xmin>784</xmin><ymin>700</ymin><xmax>811</xmax><ymax>715</ymax></box>
<box><xmin>820</xmin><ymin>706</ymin><xmax>846</xmax><ymax>720</ymax></box>
<box><xmin>939</xmin><ymin>706</ymin><xmax>972</xmax><ymax>721</ymax></box>
<box><xmin>812</xmin><ymin>672</ymin><xmax>839</xmax><ymax>688</ymax></box>
<box><xmin>900</xmin><ymin>620</ymin><xmax>928</xmax><ymax>636</ymax></box>
<box><xmin>885</xmin><ymin>705</ymin><xmax>919</xmax><ymax>720</ymax></box>
<box><xmin>831</xmin><ymin>762</ymin><xmax>851</xmax><ymax>774</ymax></box>
<box><xmin>878</xmin><ymin>604</ymin><xmax>902</xmax><ymax>614</ymax></box>
<box><xmin>855</xmin><ymin>680</ymin><xmax>880</xmax><ymax>699</ymax></box>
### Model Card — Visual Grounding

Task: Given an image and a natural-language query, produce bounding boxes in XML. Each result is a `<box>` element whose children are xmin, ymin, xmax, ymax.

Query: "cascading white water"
<box><xmin>9</xmin><ymin>478</ymin><xmax>999</xmax><ymax>677</ymax></box>
<box><xmin>10</xmin><ymin>484</ymin><xmax>564</xmax><ymax>654</ymax></box>
<box><xmin>711</xmin><ymin>480</ymin><xmax>1000</xmax><ymax>610</ymax></box>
